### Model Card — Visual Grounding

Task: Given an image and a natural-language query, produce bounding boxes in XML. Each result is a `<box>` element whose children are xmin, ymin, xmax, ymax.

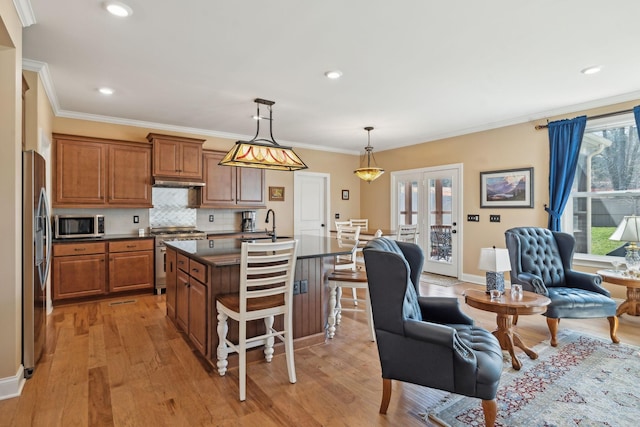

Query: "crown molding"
<box><xmin>13</xmin><ymin>0</ymin><xmax>36</xmax><ymax>27</ymax></box>
<box><xmin>22</xmin><ymin>59</ymin><xmax>60</xmax><ymax>113</ymax></box>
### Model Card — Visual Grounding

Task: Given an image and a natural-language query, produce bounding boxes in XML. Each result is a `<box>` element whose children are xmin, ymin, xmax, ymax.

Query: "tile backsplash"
<box><xmin>149</xmin><ymin>188</ymin><xmax>196</xmax><ymax>228</ymax></box>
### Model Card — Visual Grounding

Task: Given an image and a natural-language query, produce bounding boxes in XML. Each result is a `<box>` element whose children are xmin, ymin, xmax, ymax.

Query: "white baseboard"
<box><xmin>0</xmin><ymin>365</ymin><xmax>25</xmax><ymax>401</ymax></box>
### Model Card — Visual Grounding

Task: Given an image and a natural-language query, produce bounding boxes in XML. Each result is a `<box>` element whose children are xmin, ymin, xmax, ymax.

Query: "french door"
<box><xmin>391</xmin><ymin>164</ymin><xmax>461</xmax><ymax>277</ymax></box>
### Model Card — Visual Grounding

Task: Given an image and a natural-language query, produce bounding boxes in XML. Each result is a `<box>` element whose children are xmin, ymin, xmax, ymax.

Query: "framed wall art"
<box><xmin>269</xmin><ymin>186</ymin><xmax>285</xmax><ymax>201</ymax></box>
<box><xmin>342</xmin><ymin>189</ymin><xmax>350</xmax><ymax>200</ymax></box>
<box><xmin>480</xmin><ymin>167</ymin><xmax>533</xmax><ymax>208</ymax></box>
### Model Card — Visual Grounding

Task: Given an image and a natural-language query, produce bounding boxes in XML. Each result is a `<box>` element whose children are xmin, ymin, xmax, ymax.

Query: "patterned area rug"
<box><xmin>420</xmin><ymin>273</ymin><xmax>461</xmax><ymax>287</ymax></box>
<box><xmin>424</xmin><ymin>330</ymin><xmax>640</xmax><ymax>426</ymax></box>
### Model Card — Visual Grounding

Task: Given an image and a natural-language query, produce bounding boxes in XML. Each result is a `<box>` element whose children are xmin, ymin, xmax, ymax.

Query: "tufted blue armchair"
<box><xmin>363</xmin><ymin>238</ymin><xmax>503</xmax><ymax>427</ymax></box>
<box><xmin>505</xmin><ymin>227</ymin><xmax>619</xmax><ymax>346</ymax></box>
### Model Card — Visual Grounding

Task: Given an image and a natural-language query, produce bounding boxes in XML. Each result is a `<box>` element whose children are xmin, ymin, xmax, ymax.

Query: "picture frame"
<box><xmin>480</xmin><ymin>167</ymin><xmax>533</xmax><ymax>208</ymax></box>
<box><xmin>342</xmin><ymin>189</ymin><xmax>349</xmax><ymax>200</ymax></box>
<box><xmin>269</xmin><ymin>186</ymin><xmax>285</xmax><ymax>201</ymax></box>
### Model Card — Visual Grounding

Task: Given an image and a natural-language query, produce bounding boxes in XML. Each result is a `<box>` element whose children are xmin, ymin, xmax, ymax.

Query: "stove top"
<box><xmin>150</xmin><ymin>227</ymin><xmax>207</xmax><ymax>242</ymax></box>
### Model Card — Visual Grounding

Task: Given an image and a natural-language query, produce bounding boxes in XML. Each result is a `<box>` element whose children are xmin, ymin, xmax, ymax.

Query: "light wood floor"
<box><xmin>2</xmin><ymin>282</ymin><xmax>639</xmax><ymax>427</ymax></box>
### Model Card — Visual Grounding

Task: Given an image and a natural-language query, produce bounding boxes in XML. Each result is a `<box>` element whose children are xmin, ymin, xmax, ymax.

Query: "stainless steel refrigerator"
<box><xmin>23</xmin><ymin>150</ymin><xmax>52</xmax><ymax>378</ymax></box>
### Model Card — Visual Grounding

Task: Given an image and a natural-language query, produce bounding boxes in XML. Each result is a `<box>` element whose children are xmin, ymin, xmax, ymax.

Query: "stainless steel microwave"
<box><xmin>54</xmin><ymin>215</ymin><xmax>105</xmax><ymax>239</ymax></box>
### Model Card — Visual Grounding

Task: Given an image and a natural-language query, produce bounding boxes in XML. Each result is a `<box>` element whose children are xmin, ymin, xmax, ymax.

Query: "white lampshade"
<box><xmin>609</xmin><ymin>216</ymin><xmax>640</xmax><ymax>243</ymax></box>
<box><xmin>478</xmin><ymin>247</ymin><xmax>511</xmax><ymax>272</ymax></box>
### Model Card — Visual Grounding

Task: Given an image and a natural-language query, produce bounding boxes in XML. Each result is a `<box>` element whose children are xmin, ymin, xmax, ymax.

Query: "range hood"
<box><xmin>152</xmin><ymin>178</ymin><xmax>205</xmax><ymax>188</ymax></box>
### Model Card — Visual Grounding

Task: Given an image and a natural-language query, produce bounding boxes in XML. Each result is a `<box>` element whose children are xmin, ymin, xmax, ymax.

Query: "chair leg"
<box><xmin>264</xmin><ymin>315</ymin><xmax>275</xmax><ymax>362</ymax></box>
<box><xmin>546</xmin><ymin>317</ymin><xmax>559</xmax><ymax>347</ymax></box>
<box><xmin>239</xmin><ymin>321</ymin><xmax>247</xmax><ymax>401</ymax></box>
<box><xmin>607</xmin><ymin>316</ymin><xmax>620</xmax><ymax>344</ymax></box>
<box><xmin>512</xmin><ymin>314</ymin><xmax>519</xmax><ymax>325</ymax></box>
<box><xmin>216</xmin><ymin>310</ymin><xmax>229</xmax><ymax>376</ymax></box>
<box><xmin>284</xmin><ymin>311</ymin><xmax>297</xmax><ymax>384</ymax></box>
<box><xmin>336</xmin><ymin>287</ymin><xmax>343</xmax><ymax>325</ymax></box>
<box><xmin>481</xmin><ymin>399</ymin><xmax>497</xmax><ymax>427</ymax></box>
<box><xmin>379</xmin><ymin>378</ymin><xmax>392</xmax><ymax>414</ymax></box>
<box><xmin>351</xmin><ymin>287</ymin><xmax>359</xmax><ymax>307</ymax></box>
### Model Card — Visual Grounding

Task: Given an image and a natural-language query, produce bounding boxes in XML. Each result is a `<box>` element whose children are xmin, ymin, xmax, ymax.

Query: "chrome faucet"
<box><xmin>265</xmin><ymin>209</ymin><xmax>277</xmax><ymax>241</ymax></box>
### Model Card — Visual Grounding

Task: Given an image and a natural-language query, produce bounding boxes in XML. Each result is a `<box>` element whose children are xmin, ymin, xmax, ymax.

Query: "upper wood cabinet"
<box><xmin>147</xmin><ymin>133</ymin><xmax>204</xmax><ymax>179</ymax></box>
<box><xmin>53</xmin><ymin>134</ymin><xmax>152</xmax><ymax>208</ymax></box>
<box><xmin>196</xmin><ymin>150</ymin><xmax>265</xmax><ymax>208</ymax></box>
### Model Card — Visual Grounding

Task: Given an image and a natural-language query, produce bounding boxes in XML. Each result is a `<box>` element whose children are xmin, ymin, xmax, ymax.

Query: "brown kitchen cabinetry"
<box><xmin>196</xmin><ymin>150</ymin><xmax>265</xmax><ymax>208</ymax></box>
<box><xmin>52</xmin><ymin>134</ymin><xmax>152</xmax><ymax>208</ymax></box>
<box><xmin>147</xmin><ymin>133</ymin><xmax>204</xmax><ymax>180</ymax></box>
<box><xmin>174</xmin><ymin>253</ymin><xmax>208</xmax><ymax>356</ymax></box>
<box><xmin>108</xmin><ymin>239</ymin><xmax>154</xmax><ymax>293</ymax></box>
<box><xmin>52</xmin><ymin>238</ymin><xmax>154</xmax><ymax>303</ymax></box>
<box><xmin>165</xmin><ymin>248</ymin><xmax>177</xmax><ymax>321</ymax></box>
<box><xmin>52</xmin><ymin>242</ymin><xmax>107</xmax><ymax>300</ymax></box>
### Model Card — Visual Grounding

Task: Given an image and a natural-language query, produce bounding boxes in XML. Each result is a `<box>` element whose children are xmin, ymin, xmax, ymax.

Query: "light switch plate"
<box><xmin>490</xmin><ymin>215</ymin><xmax>501</xmax><ymax>222</ymax></box>
<box><xmin>467</xmin><ymin>214</ymin><xmax>480</xmax><ymax>222</ymax></box>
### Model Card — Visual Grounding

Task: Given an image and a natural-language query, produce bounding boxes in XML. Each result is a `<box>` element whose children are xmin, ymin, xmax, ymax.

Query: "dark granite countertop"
<box><xmin>166</xmin><ymin>235</ymin><xmax>353</xmax><ymax>267</ymax></box>
<box><xmin>52</xmin><ymin>234</ymin><xmax>154</xmax><ymax>244</ymax></box>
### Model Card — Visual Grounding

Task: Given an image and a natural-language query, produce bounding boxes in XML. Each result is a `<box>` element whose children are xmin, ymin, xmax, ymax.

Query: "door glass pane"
<box><xmin>428</xmin><ymin>177</ymin><xmax>452</xmax><ymax>263</ymax></box>
<box><xmin>397</xmin><ymin>179</ymin><xmax>418</xmax><ymax>225</ymax></box>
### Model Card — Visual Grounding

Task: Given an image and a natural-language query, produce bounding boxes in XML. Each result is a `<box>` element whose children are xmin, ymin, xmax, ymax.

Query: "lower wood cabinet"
<box><xmin>53</xmin><ymin>242</ymin><xmax>107</xmax><ymax>300</ymax></box>
<box><xmin>108</xmin><ymin>239</ymin><xmax>154</xmax><ymax>292</ymax></box>
<box><xmin>165</xmin><ymin>248</ymin><xmax>177</xmax><ymax>320</ymax></box>
<box><xmin>174</xmin><ymin>253</ymin><xmax>208</xmax><ymax>356</ymax></box>
<box><xmin>53</xmin><ymin>238</ymin><xmax>154</xmax><ymax>303</ymax></box>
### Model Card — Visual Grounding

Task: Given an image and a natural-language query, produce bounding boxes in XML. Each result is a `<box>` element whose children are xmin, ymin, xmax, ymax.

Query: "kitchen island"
<box><xmin>164</xmin><ymin>235</ymin><xmax>352</xmax><ymax>368</ymax></box>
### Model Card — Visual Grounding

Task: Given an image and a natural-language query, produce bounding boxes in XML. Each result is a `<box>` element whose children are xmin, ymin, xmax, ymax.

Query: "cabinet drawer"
<box><xmin>109</xmin><ymin>239</ymin><xmax>154</xmax><ymax>253</ymax></box>
<box><xmin>177</xmin><ymin>253</ymin><xmax>189</xmax><ymax>272</ymax></box>
<box><xmin>189</xmin><ymin>259</ymin><xmax>207</xmax><ymax>284</ymax></box>
<box><xmin>54</xmin><ymin>242</ymin><xmax>106</xmax><ymax>256</ymax></box>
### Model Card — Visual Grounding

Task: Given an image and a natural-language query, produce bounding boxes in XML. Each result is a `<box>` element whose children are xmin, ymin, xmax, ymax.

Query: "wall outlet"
<box><xmin>133</xmin><ymin>215</ymin><xmax>139</xmax><ymax>223</ymax></box>
<box><xmin>467</xmin><ymin>214</ymin><xmax>480</xmax><ymax>222</ymax></box>
<box><xmin>209</xmin><ymin>214</ymin><xmax>214</xmax><ymax>222</ymax></box>
<box><xmin>293</xmin><ymin>281</ymin><xmax>301</xmax><ymax>295</ymax></box>
<box><xmin>490</xmin><ymin>215</ymin><xmax>501</xmax><ymax>223</ymax></box>
<box><xmin>335</xmin><ymin>213</ymin><xmax>340</xmax><ymax>219</ymax></box>
<box><xmin>300</xmin><ymin>279</ymin><xmax>308</xmax><ymax>294</ymax></box>
<box><xmin>209</xmin><ymin>240</ymin><xmax>214</xmax><ymax>248</ymax></box>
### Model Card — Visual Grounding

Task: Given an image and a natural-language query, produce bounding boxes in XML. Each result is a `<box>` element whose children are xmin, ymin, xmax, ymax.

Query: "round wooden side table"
<box><xmin>464</xmin><ymin>288</ymin><xmax>551</xmax><ymax>370</ymax></box>
<box><xmin>597</xmin><ymin>269</ymin><xmax>640</xmax><ymax>317</ymax></box>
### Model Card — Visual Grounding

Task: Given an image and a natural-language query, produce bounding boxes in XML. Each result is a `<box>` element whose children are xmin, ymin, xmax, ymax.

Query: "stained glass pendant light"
<box><xmin>219</xmin><ymin>98</ymin><xmax>308</xmax><ymax>171</ymax></box>
<box><xmin>354</xmin><ymin>126</ymin><xmax>384</xmax><ymax>182</ymax></box>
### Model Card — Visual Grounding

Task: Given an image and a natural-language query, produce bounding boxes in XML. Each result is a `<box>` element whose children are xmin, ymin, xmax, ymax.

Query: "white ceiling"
<box><xmin>21</xmin><ymin>0</ymin><xmax>640</xmax><ymax>155</ymax></box>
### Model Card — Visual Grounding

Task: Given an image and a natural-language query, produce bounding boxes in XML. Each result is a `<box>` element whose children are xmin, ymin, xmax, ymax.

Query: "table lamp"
<box><xmin>609</xmin><ymin>215</ymin><xmax>640</xmax><ymax>271</ymax></box>
<box><xmin>478</xmin><ymin>247</ymin><xmax>511</xmax><ymax>293</ymax></box>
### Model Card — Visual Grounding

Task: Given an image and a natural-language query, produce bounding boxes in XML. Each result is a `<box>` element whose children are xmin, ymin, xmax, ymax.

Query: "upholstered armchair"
<box><xmin>505</xmin><ymin>227</ymin><xmax>619</xmax><ymax>346</ymax></box>
<box><xmin>363</xmin><ymin>238</ymin><xmax>503</xmax><ymax>427</ymax></box>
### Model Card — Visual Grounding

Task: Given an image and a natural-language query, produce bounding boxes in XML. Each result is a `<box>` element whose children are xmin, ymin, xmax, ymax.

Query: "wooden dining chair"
<box><xmin>349</xmin><ymin>218</ymin><xmax>369</xmax><ymax>231</ymax></box>
<box><xmin>215</xmin><ymin>239</ymin><xmax>299</xmax><ymax>401</ymax></box>
<box><xmin>335</xmin><ymin>225</ymin><xmax>362</xmax><ymax>304</ymax></box>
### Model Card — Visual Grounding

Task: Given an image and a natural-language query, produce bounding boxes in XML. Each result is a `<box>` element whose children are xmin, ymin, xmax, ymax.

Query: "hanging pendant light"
<box><xmin>354</xmin><ymin>126</ymin><xmax>385</xmax><ymax>183</ymax></box>
<box><xmin>219</xmin><ymin>98</ymin><xmax>308</xmax><ymax>171</ymax></box>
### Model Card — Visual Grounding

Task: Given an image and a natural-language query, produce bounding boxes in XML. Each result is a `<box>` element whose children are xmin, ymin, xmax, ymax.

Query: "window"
<box><xmin>562</xmin><ymin>113</ymin><xmax>640</xmax><ymax>258</ymax></box>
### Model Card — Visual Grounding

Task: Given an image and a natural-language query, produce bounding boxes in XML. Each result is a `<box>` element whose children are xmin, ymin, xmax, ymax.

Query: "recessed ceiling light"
<box><xmin>98</xmin><ymin>87</ymin><xmax>114</xmax><ymax>95</ymax></box>
<box><xmin>324</xmin><ymin>70</ymin><xmax>343</xmax><ymax>79</ymax></box>
<box><xmin>103</xmin><ymin>1</ymin><xmax>133</xmax><ymax>18</ymax></box>
<box><xmin>581</xmin><ymin>66</ymin><xmax>602</xmax><ymax>75</ymax></box>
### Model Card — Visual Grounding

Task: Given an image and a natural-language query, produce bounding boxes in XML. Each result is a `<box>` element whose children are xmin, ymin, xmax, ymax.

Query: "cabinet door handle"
<box><xmin>74</xmin><ymin>248</ymin><xmax>86</xmax><ymax>252</ymax></box>
<box><xmin>126</xmin><ymin>245</ymin><xmax>136</xmax><ymax>248</ymax></box>
<box><xmin>192</xmin><ymin>268</ymin><xmax>199</xmax><ymax>273</ymax></box>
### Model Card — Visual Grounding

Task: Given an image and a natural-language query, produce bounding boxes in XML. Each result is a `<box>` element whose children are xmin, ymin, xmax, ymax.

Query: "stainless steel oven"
<box><xmin>150</xmin><ymin>227</ymin><xmax>206</xmax><ymax>294</ymax></box>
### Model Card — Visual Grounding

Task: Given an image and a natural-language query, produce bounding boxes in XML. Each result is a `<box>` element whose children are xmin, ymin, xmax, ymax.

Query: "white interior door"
<box><xmin>294</xmin><ymin>172</ymin><xmax>329</xmax><ymax>237</ymax></box>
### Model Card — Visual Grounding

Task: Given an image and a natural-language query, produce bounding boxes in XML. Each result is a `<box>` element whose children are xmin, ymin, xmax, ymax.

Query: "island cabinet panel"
<box><xmin>173</xmin><ymin>253</ymin><xmax>209</xmax><ymax>356</ymax></box>
<box><xmin>165</xmin><ymin>248</ymin><xmax>177</xmax><ymax>321</ymax></box>
<box><xmin>148</xmin><ymin>133</ymin><xmax>204</xmax><ymax>179</ymax></box>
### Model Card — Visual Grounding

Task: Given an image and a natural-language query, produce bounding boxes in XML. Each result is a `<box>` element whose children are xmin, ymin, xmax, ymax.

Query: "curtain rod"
<box><xmin>534</xmin><ymin>108</ymin><xmax>635</xmax><ymax>130</ymax></box>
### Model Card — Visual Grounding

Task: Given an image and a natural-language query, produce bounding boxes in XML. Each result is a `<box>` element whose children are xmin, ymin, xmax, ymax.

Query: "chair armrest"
<box><xmin>404</xmin><ymin>320</ymin><xmax>476</xmax><ymax>363</ymax></box>
<box><xmin>417</xmin><ymin>297</ymin><xmax>474</xmax><ymax>325</ymax></box>
<box><xmin>514</xmin><ymin>272</ymin><xmax>549</xmax><ymax>296</ymax></box>
<box><xmin>565</xmin><ymin>270</ymin><xmax>611</xmax><ymax>296</ymax></box>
